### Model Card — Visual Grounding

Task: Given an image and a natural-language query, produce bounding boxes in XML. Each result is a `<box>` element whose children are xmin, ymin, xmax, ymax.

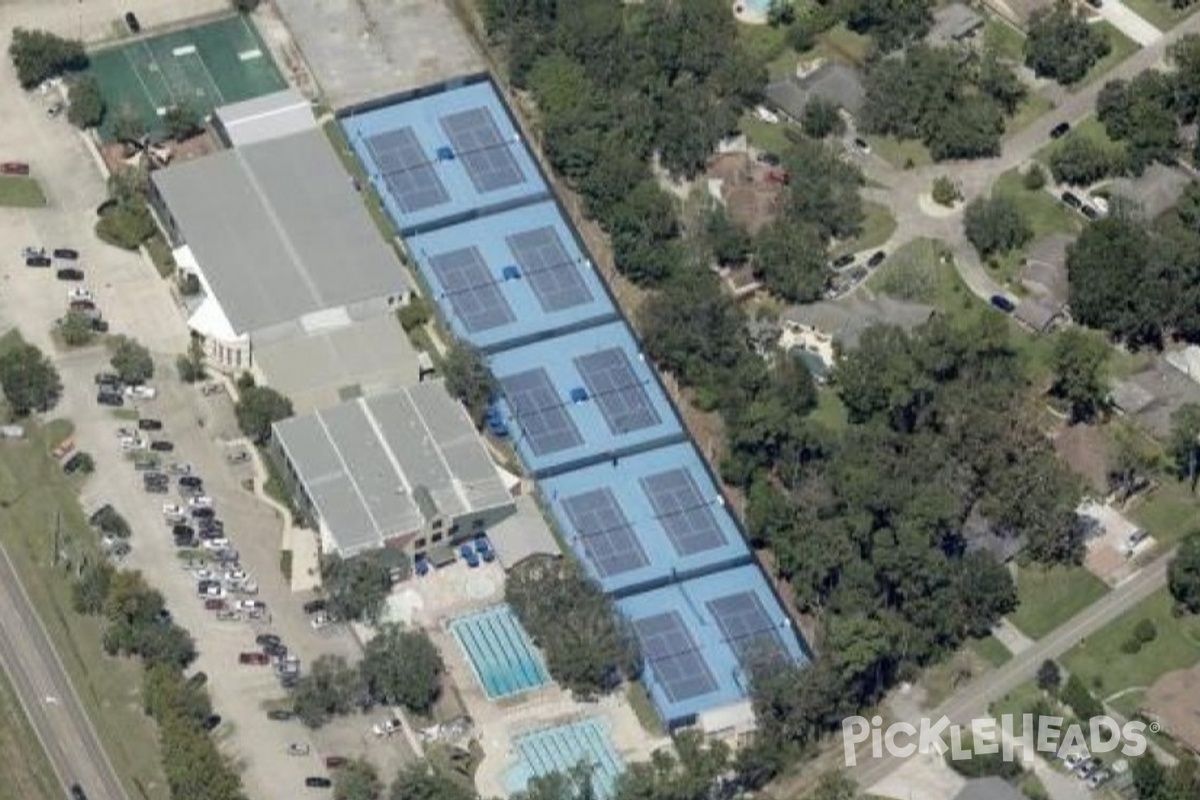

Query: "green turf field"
<box><xmin>87</xmin><ymin>14</ymin><xmax>286</xmax><ymax>140</ymax></box>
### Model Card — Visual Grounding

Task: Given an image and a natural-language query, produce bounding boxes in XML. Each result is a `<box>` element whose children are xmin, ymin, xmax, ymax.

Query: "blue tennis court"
<box><xmin>340</xmin><ymin>80</ymin><xmax>549</xmax><ymax>234</ymax></box>
<box><xmin>541</xmin><ymin>443</ymin><xmax>751</xmax><ymax>597</ymax></box>
<box><xmin>449</xmin><ymin>605</ymin><xmax>550</xmax><ymax>700</ymax></box>
<box><xmin>617</xmin><ymin>565</ymin><xmax>809</xmax><ymax>729</ymax></box>
<box><xmin>488</xmin><ymin>322</ymin><xmax>685</xmax><ymax>477</ymax></box>
<box><xmin>506</xmin><ymin>718</ymin><xmax>624</xmax><ymax>800</ymax></box>
<box><xmin>407</xmin><ymin>201</ymin><xmax>618</xmax><ymax>353</ymax></box>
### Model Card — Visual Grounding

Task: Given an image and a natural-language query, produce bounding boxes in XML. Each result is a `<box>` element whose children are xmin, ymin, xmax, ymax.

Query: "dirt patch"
<box><xmin>98</xmin><ymin>130</ymin><xmax>219</xmax><ymax>174</ymax></box>
<box><xmin>707</xmin><ymin>152</ymin><xmax>786</xmax><ymax>235</ymax></box>
<box><xmin>1053</xmin><ymin>422</ymin><xmax>1111</xmax><ymax>495</ymax></box>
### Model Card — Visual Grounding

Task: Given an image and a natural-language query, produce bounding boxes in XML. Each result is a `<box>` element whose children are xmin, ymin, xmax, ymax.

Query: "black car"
<box><xmin>867</xmin><ymin>250</ymin><xmax>886</xmax><ymax>268</ymax></box>
<box><xmin>198</xmin><ymin>519</ymin><xmax>224</xmax><ymax>533</ymax></box>
<box><xmin>70</xmin><ymin>784</ymin><xmax>88</xmax><ymax>800</ymax></box>
<box><xmin>302</xmin><ymin>599</ymin><xmax>327</xmax><ymax>615</ymax></box>
<box><xmin>97</xmin><ymin>391</ymin><xmax>124</xmax><ymax>407</ymax></box>
<box><xmin>172</xmin><ymin>523</ymin><xmax>194</xmax><ymax>535</ymax></box>
<box><xmin>1081</xmin><ymin>205</ymin><xmax>1099</xmax><ymax>220</ymax></box>
<box><xmin>1061</xmin><ymin>191</ymin><xmax>1082</xmax><ymax>209</ymax></box>
<box><xmin>187</xmin><ymin>671</ymin><xmax>207</xmax><ymax>688</ymax></box>
<box><xmin>91</xmin><ymin>318</ymin><xmax>110</xmax><ymax>333</ymax></box>
<box><xmin>256</xmin><ymin>633</ymin><xmax>282</xmax><ymax>648</ymax></box>
<box><xmin>990</xmin><ymin>294</ymin><xmax>1016</xmax><ymax>313</ymax></box>
<box><xmin>190</xmin><ymin>507</ymin><xmax>215</xmax><ymax>520</ymax></box>
<box><xmin>25</xmin><ymin>255</ymin><xmax>51</xmax><ymax>267</ymax></box>
<box><xmin>831</xmin><ymin>253</ymin><xmax>855</xmax><ymax>269</ymax></box>
<box><xmin>138</xmin><ymin>418</ymin><xmax>163</xmax><ymax>431</ymax></box>
<box><xmin>53</xmin><ymin>248</ymin><xmax>79</xmax><ymax>260</ymax></box>
<box><xmin>267</xmin><ymin>709</ymin><xmax>294</xmax><ymax>721</ymax></box>
<box><xmin>94</xmin><ymin>372</ymin><xmax>120</xmax><ymax>386</ymax></box>
<box><xmin>305</xmin><ymin>777</ymin><xmax>332</xmax><ymax>789</ymax></box>
<box><xmin>201</xmin><ymin>714</ymin><xmax>222</xmax><ymax>731</ymax></box>
<box><xmin>143</xmin><ymin>482</ymin><xmax>168</xmax><ymax>494</ymax></box>
<box><xmin>755</xmin><ymin>151</ymin><xmax>781</xmax><ymax>167</ymax></box>
<box><xmin>1050</xmin><ymin>122</ymin><xmax>1071</xmax><ymax>139</ymax></box>
<box><xmin>150</xmin><ymin>440</ymin><xmax>174</xmax><ymax>452</ymax></box>
<box><xmin>1084</xmin><ymin>0</ymin><xmax>1102</xmax><ymax>7</ymax></box>
<box><xmin>179</xmin><ymin>476</ymin><xmax>203</xmax><ymax>489</ymax></box>
<box><xmin>125</xmin><ymin>11</ymin><xmax>141</xmax><ymax>33</ymax></box>
<box><xmin>56</xmin><ymin>267</ymin><xmax>85</xmax><ymax>281</ymax></box>
<box><xmin>63</xmin><ymin>453</ymin><xmax>89</xmax><ymax>474</ymax></box>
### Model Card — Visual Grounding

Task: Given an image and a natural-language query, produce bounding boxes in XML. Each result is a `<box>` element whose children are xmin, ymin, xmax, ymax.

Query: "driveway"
<box><xmin>1095</xmin><ymin>1</ymin><xmax>1163</xmax><ymax>47</ymax></box>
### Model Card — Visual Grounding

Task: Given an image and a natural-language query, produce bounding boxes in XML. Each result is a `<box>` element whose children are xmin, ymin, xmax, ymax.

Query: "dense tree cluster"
<box><xmin>109</xmin><ymin>335</ymin><xmax>154</xmax><ymax>384</ymax></box>
<box><xmin>1067</xmin><ymin>187</ymin><xmax>1200</xmax><ymax>347</ymax></box>
<box><xmin>1049</xmin><ymin>329</ymin><xmax>1110</xmax><ymax>423</ymax></box>
<box><xmin>233</xmin><ymin>373</ymin><xmax>293</xmax><ymax>444</ymax></box>
<box><xmin>963</xmin><ymin>194</ymin><xmax>1033</xmax><ymax>257</ymax></box>
<box><xmin>1168</xmin><ymin>531</ymin><xmax>1200</xmax><ymax>613</ymax></box>
<box><xmin>483</xmin><ymin>0</ymin><xmax>764</xmax><ymax>286</ymax></box>
<box><xmin>1048</xmin><ymin>135</ymin><xmax>1125</xmax><ymax>186</ymax></box>
<box><xmin>1025</xmin><ymin>0</ymin><xmax>1111</xmax><ymax>85</ymax></box>
<box><xmin>843</xmin><ymin>0</ymin><xmax>933</xmax><ymax>52</ymax></box>
<box><xmin>440</xmin><ymin>342</ymin><xmax>495</xmax><ymax>427</ymax></box>
<box><xmin>319</xmin><ymin>551</ymin><xmax>398</xmax><ymax>624</ymax></box>
<box><xmin>860</xmin><ymin>45</ymin><xmax>1014</xmax><ymax>161</ymax></box>
<box><xmin>1132</xmin><ymin>755</ymin><xmax>1200</xmax><ymax>800</ymax></box>
<box><xmin>505</xmin><ymin>559</ymin><xmax>640</xmax><ymax>699</ymax></box>
<box><xmin>67</xmin><ymin>74</ymin><xmax>105</xmax><ymax>129</ymax></box>
<box><xmin>8</xmin><ymin>28</ymin><xmax>87</xmax><ymax>89</ymax></box>
<box><xmin>0</xmin><ymin>339</ymin><xmax>61</xmax><ymax>415</ymax></box>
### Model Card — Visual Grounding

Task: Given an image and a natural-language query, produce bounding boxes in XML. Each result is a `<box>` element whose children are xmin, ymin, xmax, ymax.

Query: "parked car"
<box><xmin>69</xmin><ymin>784</ymin><xmax>87</xmax><ymax>800</ymax></box>
<box><xmin>1061</xmin><ymin>191</ymin><xmax>1082</xmax><ymax>209</ymax></box>
<box><xmin>302</xmin><ymin>599</ymin><xmax>326</xmax><ymax>615</ymax></box>
<box><xmin>226</xmin><ymin>450</ymin><xmax>251</xmax><ymax>464</ymax></box>
<box><xmin>325</xmin><ymin>756</ymin><xmax>348</xmax><ymax>769</ymax></box>
<box><xmin>267</xmin><ymin>709</ymin><xmax>294</xmax><ymax>721</ymax></box>
<box><xmin>852</xmin><ymin>137</ymin><xmax>871</xmax><ymax>154</ymax></box>
<box><xmin>53</xmin><ymin>248</ymin><xmax>79</xmax><ymax>260</ymax></box>
<box><xmin>1087</xmin><ymin>769</ymin><xmax>1112</xmax><ymax>788</ymax></box>
<box><xmin>373</xmin><ymin>717</ymin><xmax>402</xmax><ymax>737</ymax></box>
<box><xmin>831</xmin><ymin>253</ymin><xmax>855</xmax><ymax>269</ymax></box>
<box><xmin>25</xmin><ymin>255</ymin><xmax>51</xmax><ymax>268</ymax></box>
<box><xmin>1077</xmin><ymin>757</ymin><xmax>1103</xmax><ymax>778</ymax></box>
<box><xmin>1050</xmin><ymin>122</ymin><xmax>1071</xmax><ymax>139</ymax></box>
<box><xmin>755</xmin><ymin>151</ymin><xmax>781</xmax><ymax>166</ymax></box>
<box><xmin>201</xmin><ymin>537</ymin><xmax>229</xmax><ymax>550</ymax></box>
<box><xmin>867</xmin><ymin>250</ymin><xmax>886</xmax><ymax>268</ymax></box>
<box><xmin>459</xmin><ymin>543</ymin><xmax>480</xmax><ymax>568</ymax></box>
<box><xmin>236</xmin><ymin>599</ymin><xmax>266</xmax><ymax>611</ymax></box>
<box><xmin>124</xmin><ymin>385</ymin><xmax>157</xmax><ymax>400</ymax></box>
<box><xmin>202</xmin><ymin>714</ymin><xmax>221</xmax><ymax>731</ymax></box>
<box><xmin>238</xmin><ymin>652</ymin><xmax>269</xmax><ymax>665</ymax></box>
<box><xmin>55</xmin><ymin>268</ymin><xmax>84</xmax><ymax>281</ymax></box>
<box><xmin>94</xmin><ymin>372</ymin><xmax>120</xmax><ymax>387</ymax></box>
<box><xmin>203</xmin><ymin>598</ymin><xmax>224</xmax><ymax>610</ymax></box>
<box><xmin>96</xmin><ymin>391</ymin><xmax>124</xmax><ymax>407</ymax></box>
<box><xmin>256</xmin><ymin>633</ymin><xmax>282</xmax><ymax>649</ymax></box>
<box><xmin>187</xmin><ymin>671</ymin><xmax>207</xmax><ymax>688</ymax></box>
<box><xmin>138</xmin><ymin>418</ymin><xmax>163</xmax><ymax>431</ymax></box>
<box><xmin>150</xmin><ymin>440</ymin><xmax>174</xmax><ymax>452</ymax></box>
<box><xmin>125</xmin><ymin>11</ymin><xmax>141</xmax><ymax>33</ymax></box>
<box><xmin>287</xmin><ymin>743</ymin><xmax>310</xmax><ymax>756</ymax></box>
<box><xmin>305</xmin><ymin>778</ymin><xmax>332</xmax><ymax>789</ymax></box>
<box><xmin>990</xmin><ymin>294</ymin><xmax>1016</xmax><ymax>313</ymax></box>
<box><xmin>1</xmin><ymin>162</ymin><xmax>30</xmax><ymax>176</ymax></box>
<box><xmin>179</xmin><ymin>475</ymin><xmax>203</xmax><ymax>489</ymax></box>
<box><xmin>1081</xmin><ymin>205</ymin><xmax>1098</xmax><ymax>220</ymax></box>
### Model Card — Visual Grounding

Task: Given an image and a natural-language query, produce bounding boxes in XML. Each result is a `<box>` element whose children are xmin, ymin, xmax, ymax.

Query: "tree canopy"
<box><xmin>292</xmin><ymin>654</ymin><xmax>364</xmax><ymax>728</ymax></box>
<box><xmin>1024</xmin><ymin>0</ymin><xmax>1111</xmax><ymax>85</ymax></box>
<box><xmin>234</xmin><ymin>382</ymin><xmax>294</xmax><ymax>444</ymax></box>
<box><xmin>359</xmin><ymin>624</ymin><xmax>444</xmax><ymax>714</ymax></box>
<box><xmin>441</xmin><ymin>342</ymin><xmax>496</xmax><ymax>427</ymax></box>
<box><xmin>67</xmin><ymin>74</ymin><xmax>105</xmax><ymax>129</ymax></box>
<box><xmin>165</xmin><ymin>103</ymin><xmax>203</xmax><ymax>141</ymax></box>
<box><xmin>1049</xmin><ymin>329</ymin><xmax>1110</xmax><ymax>423</ymax></box>
<box><xmin>8</xmin><ymin>28</ymin><xmax>87</xmax><ymax>89</ymax></box>
<box><xmin>320</xmin><ymin>552</ymin><xmax>396</xmax><ymax>624</ymax></box>
<box><xmin>1168</xmin><ymin>531</ymin><xmax>1200</xmax><ymax>613</ymax></box>
<box><xmin>109</xmin><ymin>335</ymin><xmax>154</xmax><ymax>384</ymax></box>
<box><xmin>963</xmin><ymin>194</ymin><xmax>1033</xmax><ymax>257</ymax></box>
<box><xmin>0</xmin><ymin>340</ymin><xmax>62</xmax><ymax>415</ymax></box>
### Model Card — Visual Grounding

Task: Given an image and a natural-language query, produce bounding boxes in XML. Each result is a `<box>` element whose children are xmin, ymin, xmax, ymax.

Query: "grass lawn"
<box><xmin>1080</xmin><ymin>23</ymin><xmax>1140</xmax><ymax>88</ymax></box>
<box><xmin>738</xmin><ymin>111</ymin><xmax>795</xmax><ymax>156</ymax></box>
<box><xmin>1062</xmin><ymin>588</ymin><xmax>1200</xmax><ymax>714</ymax></box>
<box><xmin>0</xmin><ymin>665</ymin><xmax>59</xmax><ymax>800</ymax></box>
<box><xmin>863</xmin><ymin>135</ymin><xmax>934</xmax><ymax>170</ymax></box>
<box><xmin>1121</xmin><ymin>0</ymin><xmax>1198</xmax><ymax>31</ymax></box>
<box><xmin>1130</xmin><ymin>480</ymin><xmax>1200</xmax><ymax>550</ymax></box>
<box><xmin>626</xmin><ymin>682</ymin><xmax>665</xmax><ymax>737</ymax></box>
<box><xmin>818</xmin><ymin>23</ymin><xmax>873</xmax><ymax>66</ymax></box>
<box><xmin>970</xmin><ymin>635</ymin><xmax>1014</xmax><ymax>668</ymax></box>
<box><xmin>833</xmin><ymin>201</ymin><xmax>896</xmax><ymax>256</ymax></box>
<box><xmin>0</xmin><ymin>176</ymin><xmax>47</xmax><ymax>208</ymax></box>
<box><xmin>1006</xmin><ymin>94</ymin><xmax>1054</xmax><ymax>136</ymax></box>
<box><xmin>993</xmin><ymin>169</ymin><xmax>1082</xmax><ymax>241</ymax></box>
<box><xmin>1008</xmin><ymin>563</ymin><xmax>1109</xmax><ymax>640</ymax></box>
<box><xmin>143</xmin><ymin>233</ymin><xmax>174</xmax><ymax>279</ymax></box>
<box><xmin>738</xmin><ymin>22</ymin><xmax>795</xmax><ymax>79</ymax></box>
<box><xmin>1035</xmin><ymin>117</ymin><xmax>1124</xmax><ymax>166</ymax></box>
<box><xmin>811</xmin><ymin>387</ymin><xmax>848</xmax><ymax>431</ymax></box>
<box><xmin>990</xmin><ymin>681</ymin><xmax>1053</xmax><ymax>737</ymax></box>
<box><xmin>985</xmin><ymin>18</ymin><xmax>1027</xmax><ymax>63</ymax></box>
<box><xmin>869</xmin><ymin>238</ymin><xmax>953</xmax><ymax>305</ymax></box>
<box><xmin>0</xmin><ymin>417</ymin><xmax>167</xmax><ymax>799</ymax></box>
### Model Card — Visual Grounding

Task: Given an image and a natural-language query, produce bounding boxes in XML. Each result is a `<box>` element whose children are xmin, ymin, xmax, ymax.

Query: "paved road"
<box><xmin>0</xmin><ymin>544</ymin><xmax>126</xmax><ymax>800</ymax></box>
<box><xmin>850</xmin><ymin>550</ymin><xmax>1173</xmax><ymax>789</ymax></box>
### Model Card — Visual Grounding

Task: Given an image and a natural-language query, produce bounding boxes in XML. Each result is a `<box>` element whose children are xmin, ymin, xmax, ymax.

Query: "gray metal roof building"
<box><xmin>151</xmin><ymin>107</ymin><xmax>408</xmax><ymax>337</ymax></box>
<box><xmin>273</xmin><ymin>381</ymin><xmax>515</xmax><ymax>556</ymax></box>
<box><xmin>213</xmin><ymin>88</ymin><xmax>315</xmax><ymax>147</ymax></box>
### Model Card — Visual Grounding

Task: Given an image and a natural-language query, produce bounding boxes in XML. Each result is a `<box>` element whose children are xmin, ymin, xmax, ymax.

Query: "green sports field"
<box><xmin>87</xmin><ymin>14</ymin><xmax>286</xmax><ymax>140</ymax></box>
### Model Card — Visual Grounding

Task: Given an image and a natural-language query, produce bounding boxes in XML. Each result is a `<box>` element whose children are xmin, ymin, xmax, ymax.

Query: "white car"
<box><xmin>193</xmin><ymin>568</ymin><xmax>214</xmax><ymax>581</ymax></box>
<box><xmin>166</xmin><ymin>462</ymin><xmax>192</xmax><ymax>475</ymax></box>
<box><xmin>123</xmin><ymin>385</ymin><xmax>157</xmax><ymax>400</ymax></box>
<box><xmin>373</xmin><ymin>717</ymin><xmax>402</xmax><ymax>737</ymax></box>
<box><xmin>239</xmin><ymin>580</ymin><xmax>259</xmax><ymax>596</ymax></box>
<box><xmin>199</xmin><ymin>584</ymin><xmax>224</xmax><ymax>598</ymax></box>
<box><xmin>286</xmin><ymin>742</ymin><xmax>309</xmax><ymax>756</ymax></box>
<box><xmin>187</xmin><ymin>495</ymin><xmax>214</xmax><ymax>508</ymax></box>
<box><xmin>224</xmin><ymin>569</ymin><xmax>248</xmax><ymax>583</ymax></box>
<box><xmin>201</xmin><ymin>538</ymin><xmax>230</xmax><ymax>551</ymax></box>
<box><xmin>162</xmin><ymin>503</ymin><xmax>184</xmax><ymax>517</ymax></box>
<box><xmin>235</xmin><ymin>599</ymin><xmax>265</xmax><ymax>611</ymax></box>
<box><xmin>752</xmin><ymin>105</ymin><xmax>779</xmax><ymax>124</ymax></box>
<box><xmin>66</xmin><ymin>286</ymin><xmax>93</xmax><ymax>302</ymax></box>
<box><xmin>120</xmin><ymin>436</ymin><xmax>148</xmax><ymax>451</ymax></box>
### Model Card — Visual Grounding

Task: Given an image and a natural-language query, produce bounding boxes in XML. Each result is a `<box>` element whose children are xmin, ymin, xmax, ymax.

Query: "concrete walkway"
<box><xmin>1096</xmin><ymin>1</ymin><xmax>1163</xmax><ymax>47</ymax></box>
<box><xmin>994</xmin><ymin>619</ymin><xmax>1036</xmax><ymax>656</ymax></box>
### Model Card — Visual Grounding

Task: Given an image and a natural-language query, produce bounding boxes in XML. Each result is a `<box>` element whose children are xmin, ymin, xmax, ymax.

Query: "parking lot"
<box><xmin>0</xmin><ymin>42</ymin><xmax>414</xmax><ymax>797</ymax></box>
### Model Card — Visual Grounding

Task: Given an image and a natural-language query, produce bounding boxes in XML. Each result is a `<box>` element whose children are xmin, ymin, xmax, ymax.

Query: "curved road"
<box><xmin>0</xmin><ymin>544</ymin><xmax>126</xmax><ymax>800</ymax></box>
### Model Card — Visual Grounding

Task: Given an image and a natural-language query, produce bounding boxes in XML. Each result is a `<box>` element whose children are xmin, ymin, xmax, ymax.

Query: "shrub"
<box><xmin>932</xmin><ymin>176</ymin><xmax>960</xmax><ymax>206</ymax></box>
<box><xmin>397</xmin><ymin>297</ymin><xmax>432</xmax><ymax>332</ymax></box>
<box><xmin>1023</xmin><ymin>163</ymin><xmax>1046</xmax><ymax>191</ymax></box>
<box><xmin>178</xmin><ymin>272</ymin><xmax>201</xmax><ymax>296</ymax></box>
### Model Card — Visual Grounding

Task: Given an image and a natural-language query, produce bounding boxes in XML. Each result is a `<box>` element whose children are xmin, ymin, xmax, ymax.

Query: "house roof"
<box><xmin>151</xmin><ymin>122</ymin><xmax>408</xmax><ymax>336</ymax></box>
<box><xmin>1014</xmin><ymin>295</ymin><xmax>1062</xmax><ymax>332</ymax></box>
<box><xmin>214</xmin><ymin>88</ymin><xmax>314</xmax><ymax>147</ymax></box>
<box><xmin>782</xmin><ymin>295</ymin><xmax>934</xmax><ymax>349</ymax></box>
<box><xmin>1021</xmin><ymin>233</ymin><xmax>1073</xmax><ymax>304</ymax></box>
<box><xmin>1143</xmin><ymin>661</ymin><xmax>1200</xmax><ymax>753</ymax></box>
<box><xmin>272</xmin><ymin>381</ymin><xmax>514</xmax><ymax>556</ymax></box>
<box><xmin>953</xmin><ymin>777</ymin><xmax>1026</xmax><ymax>800</ymax></box>
<box><xmin>1110</xmin><ymin>164</ymin><xmax>1192</xmax><ymax>220</ymax></box>
<box><xmin>929</xmin><ymin>3</ymin><xmax>985</xmax><ymax>45</ymax></box>
<box><xmin>765</xmin><ymin>63</ymin><xmax>865</xmax><ymax>120</ymax></box>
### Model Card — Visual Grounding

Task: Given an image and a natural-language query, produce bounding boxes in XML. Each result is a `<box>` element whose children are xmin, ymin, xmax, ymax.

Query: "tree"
<box><xmin>1171</xmin><ymin>34</ymin><xmax>1200</xmax><ymax>123</ymax></box>
<box><xmin>1036</xmin><ymin>659</ymin><xmax>1062</xmax><ymax>692</ymax></box>
<box><xmin>92</xmin><ymin>505</ymin><xmax>132</xmax><ymax>539</ymax></box>
<box><xmin>1168</xmin><ymin>531</ymin><xmax>1200</xmax><ymax>613</ymax></box>
<box><xmin>0</xmin><ymin>340</ymin><xmax>62</xmax><ymax>415</ymax></box>
<box><xmin>441</xmin><ymin>342</ymin><xmax>496</xmax><ymax>428</ymax></box>
<box><xmin>706</xmin><ymin>208</ymin><xmax>751</xmax><ymax>267</ymax></box>
<box><xmin>67</xmin><ymin>74</ymin><xmax>105</xmax><ymax>129</ymax></box>
<box><xmin>1051</xmin><ymin>135</ymin><xmax>1122</xmax><ymax>186</ymax></box>
<box><xmin>752</xmin><ymin>220</ymin><xmax>828</xmax><ymax>302</ymax></box>
<box><xmin>978</xmin><ymin>50</ymin><xmax>1027</xmax><ymax>115</ymax></box>
<box><xmin>766</xmin><ymin>0</ymin><xmax>797</xmax><ymax>27</ymax></box>
<box><xmin>95</xmin><ymin>201</ymin><xmax>158</xmax><ymax>250</ymax></box>
<box><xmin>109</xmin><ymin>335</ymin><xmax>154</xmax><ymax>384</ymax></box>
<box><xmin>320</xmin><ymin>552</ymin><xmax>395</xmax><ymax>623</ymax></box>
<box><xmin>111</xmin><ymin>104</ymin><xmax>146</xmax><ymax>146</ymax></box>
<box><xmin>292</xmin><ymin>655</ymin><xmax>364</xmax><ymax>728</ymax></box>
<box><xmin>164</xmin><ymin>103</ymin><xmax>202</xmax><ymax>141</ymax></box>
<box><xmin>926</xmin><ymin>95</ymin><xmax>1004</xmax><ymax>161</ymax></box>
<box><xmin>8</xmin><ymin>28</ymin><xmax>87</xmax><ymax>89</ymax></box>
<box><xmin>234</xmin><ymin>385</ymin><xmax>293</xmax><ymax>443</ymax></box>
<box><xmin>614</xmin><ymin>732</ymin><xmax>730</xmax><ymax>799</ymax></box>
<box><xmin>1024</xmin><ymin>0</ymin><xmax>1111</xmax><ymax>85</ymax></box>
<box><xmin>390</xmin><ymin>765</ymin><xmax>477</xmax><ymax>800</ymax></box>
<box><xmin>1169</xmin><ymin>404</ymin><xmax>1200</xmax><ymax>486</ymax></box>
<box><xmin>359</xmin><ymin>624</ymin><xmax>444</xmax><ymax>714</ymax></box>
<box><xmin>176</xmin><ymin>337</ymin><xmax>207</xmax><ymax>384</ymax></box>
<box><xmin>963</xmin><ymin>194</ymin><xmax>1032</xmax><ymax>257</ymax></box>
<box><xmin>801</xmin><ymin>97</ymin><xmax>845</xmax><ymax>139</ymax></box>
<box><xmin>843</xmin><ymin>0</ymin><xmax>934</xmax><ymax>51</ymax></box>
<box><xmin>397</xmin><ymin>297</ymin><xmax>432</xmax><ymax>332</ymax></box>
<box><xmin>1049</xmin><ymin>328</ymin><xmax>1110</xmax><ymax>422</ymax></box>
<box><xmin>1022</xmin><ymin>163</ymin><xmax>1046</xmax><ymax>191</ymax></box>
<box><xmin>931</xmin><ymin>176</ymin><xmax>960</xmax><ymax>207</ymax></box>
<box><xmin>335</xmin><ymin>759</ymin><xmax>383</xmax><ymax>800</ymax></box>
<box><xmin>232</xmin><ymin>0</ymin><xmax>261</xmax><ymax>10</ymax></box>
<box><xmin>59</xmin><ymin>310</ymin><xmax>96</xmax><ymax>346</ymax></box>
<box><xmin>142</xmin><ymin>663</ymin><xmax>212</xmax><ymax>727</ymax></box>
<box><xmin>72</xmin><ymin>560</ymin><xmax>115</xmax><ymax>615</ymax></box>
<box><xmin>780</xmin><ymin>137</ymin><xmax>865</xmax><ymax>242</ymax></box>
<box><xmin>1096</xmin><ymin>74</ymin><xmax>1179</xmax><ymax>174</ymax></box>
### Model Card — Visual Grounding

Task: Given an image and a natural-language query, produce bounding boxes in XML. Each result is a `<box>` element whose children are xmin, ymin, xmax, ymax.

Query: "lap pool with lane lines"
<box><xmin>449</xmin><ymin>605</ymin><xmax>550</xmax><ymax>699</ymax></box>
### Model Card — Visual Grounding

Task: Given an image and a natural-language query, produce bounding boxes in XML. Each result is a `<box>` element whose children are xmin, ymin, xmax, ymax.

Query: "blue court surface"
<box><xmin>617</xmin><ymin>565</ymin><xmax>809</xmax><ymax>729</ymax></box>
<box><xmin>340</xmin><ymin>81</ymin><xmax>549</xmax><ymax>234</ymax></box>
<box><xmin>449</xmin><ymin>605</ymin><xmax>550</xmax><ymax>700</ymax></box>
<box><xmin>488</xmin><ymin>322</ymin><xmax>686</xmax><ymax>477</ymax></box>
<box><xmin>506</xmin><ymin>718</ymin><xmax>624</xmax><ymax>799</ymax></box>
<box><xmin>406</xmin><ymin>200</ymin><xmax>618</xmax><ymax>353</ymax></box>
<box><xmin>540</xmin><ymin>443</ymin><xmax>751</xmax><ymax>597</ymax></box>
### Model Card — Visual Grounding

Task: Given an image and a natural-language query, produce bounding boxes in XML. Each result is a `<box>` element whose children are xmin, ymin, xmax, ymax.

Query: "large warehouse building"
<box><xmin>270</xmin><ymin>380</ymin><xmax>518</xmax><ymax>558</ymax></box>
<box><xmin>150</xmin><ymin>89</ymin><xmax>413</xmax><ymax>391</ymax></box>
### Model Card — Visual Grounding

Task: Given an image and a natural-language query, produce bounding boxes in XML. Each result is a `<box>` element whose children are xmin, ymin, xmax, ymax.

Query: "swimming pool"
<box><xmin>742</xmin><ymin>0</ymin><xmax>771</xmax><ymax>12</ymax></box>
<box><xmin>449</xmin><ymin>605</ymin><xmax>550</xmax><ymax>699</ymax></box>
<box><xmin>506</xmin><ymin>718</ymin><xmax>624</xmax><ymax>800</ymax></box>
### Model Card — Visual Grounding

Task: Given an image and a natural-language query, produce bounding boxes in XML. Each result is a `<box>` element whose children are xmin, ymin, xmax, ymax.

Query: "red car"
<box><xmin>204</xmin><ymin>598</ymin><xmax>225</xmax><ymax>611</ymax></box>
<box><xmin>325</xmin><ymin>756</ymin><xmax>348</xmax><ymax>769</ymax></box>
<box><xmin>238</xmin><ymin>652</ymin><xmax>269</xmax><ymax>665</ymax></box>
<box><xmin>1</xmin><ymin>162</ymin><xmax>29</xmax><ymax>176</ymax></box>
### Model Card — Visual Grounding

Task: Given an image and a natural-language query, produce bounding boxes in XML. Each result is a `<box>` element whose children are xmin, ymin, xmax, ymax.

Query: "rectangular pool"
<box><xmin>506</xmin><ymin>718</ymin><xmax>624</xmax><ymax>800</ymax></box>
<box><xmin>449</xmin><ymin>605</ymin><xmax>550</xmax><ymax>699</ymax></box>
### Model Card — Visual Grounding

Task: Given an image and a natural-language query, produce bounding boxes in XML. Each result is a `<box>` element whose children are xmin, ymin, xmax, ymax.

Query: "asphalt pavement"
<box><xmin>0</xmin><ymin>544</ymin><xmax>126</xmax><ymax>800</ymax></box>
